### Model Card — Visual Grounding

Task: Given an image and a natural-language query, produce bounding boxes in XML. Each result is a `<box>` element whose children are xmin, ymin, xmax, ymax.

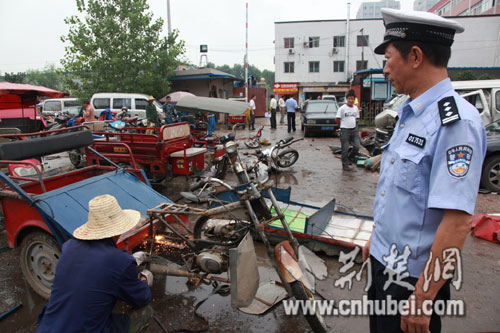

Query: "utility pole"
<box><xmin>346</xmin><ymin>3</ymin><xmax>350</xmax><ymax>82</ymax></box>
<box><xmin>166</xmin><ymin>0</ymin><xmax>172</xmax><ymax>34</ymax></box>
<box><xmin>245</xmin><ymin>2</ymin><xmax>249</xmax><ymax>102</ymax></box>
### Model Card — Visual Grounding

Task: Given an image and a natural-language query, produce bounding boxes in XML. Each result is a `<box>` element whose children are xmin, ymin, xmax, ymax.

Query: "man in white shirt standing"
<box><xmin>269</xmin><ymin>94</ymin><xmax>277</xmax><ymax>129</ymax></box>
<box><xmin>248</xmin><ymin>95</ymin><xmax>256</xmax><ymax>130</ymax></box>
<box><xmin>278</xmin><ymin>96</ymin><xmax>286</xmax><ymax>124</ymax></box>
<box><xmin>336</xmin><ymin>90</ymin><xmax>361</xmax><ymax>171</ymax></box>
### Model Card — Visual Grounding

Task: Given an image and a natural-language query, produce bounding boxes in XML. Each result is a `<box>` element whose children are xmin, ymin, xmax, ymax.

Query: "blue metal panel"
<box><xmin>33</xmin><ymin>170</ymin><xmax>171</xmax><ymax>237</ymax></box>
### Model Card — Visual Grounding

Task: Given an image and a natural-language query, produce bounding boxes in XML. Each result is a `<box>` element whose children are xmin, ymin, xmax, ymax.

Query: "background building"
<box><xmin>356</xmin><ymin>0</ymin><xmax>400</xmax><ymax>18</ymax></box>
<box><xmin>413</xmin><ymin>0</ymin><xmax>440</xmax><ymax>11</ymax></box>
<box><xmin>274</xmin><ymin>14</ymin><xmax>500</xmax><ymax>104</ymax></box>
<box><xmin>429</xmin><ymin>0</ymin><xmax>499</xmax><ymax>16</ymax></box>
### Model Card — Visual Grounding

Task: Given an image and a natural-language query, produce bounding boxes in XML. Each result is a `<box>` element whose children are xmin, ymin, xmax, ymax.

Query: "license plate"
<box><xmin>321</xmin><ymin>126</ymin><xmax>334</xmax><ymax>130</ymax></box>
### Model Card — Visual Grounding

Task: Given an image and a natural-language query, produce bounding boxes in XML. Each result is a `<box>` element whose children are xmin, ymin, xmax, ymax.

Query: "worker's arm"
<box><xmin>401</xmin><ymin>209</ymin><xmax>471</xmax><ymax>333</ymax></box>
<box><xmin>336</xmin><ymin>118</ymin><xmax>341</xmax><ymax>126</ymax></box>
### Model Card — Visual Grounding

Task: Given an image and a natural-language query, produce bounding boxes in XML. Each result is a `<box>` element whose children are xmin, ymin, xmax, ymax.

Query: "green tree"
<box><xmin>451</xmin><ymin>70</ymin><xmax>477</xmax><ymax>81</ymax></box>
<box><xmin>25</xmin><ymin>64</ymin><xmax>65</xmax><ymax>91</ymax></box>
<box><xmin>61</xmin><ymin>0</ymin><xmax>185</xmax><ymax>99</ymax></box>
<box><xmin>2</xmin><ymin>72</ymin><xmax>27</xmax><ymax>83</ymax></box>
<box><xmin>477</xmin><ymin>73</ymin><xmax>494</xmax><ymax>80</ymax></box>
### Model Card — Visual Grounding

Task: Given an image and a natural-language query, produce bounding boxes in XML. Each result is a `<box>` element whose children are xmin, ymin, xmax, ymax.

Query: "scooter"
<box><xmin>252</xmin><ymin>136</ymin><xmax>302</xmax><ymax>171</ymax></box>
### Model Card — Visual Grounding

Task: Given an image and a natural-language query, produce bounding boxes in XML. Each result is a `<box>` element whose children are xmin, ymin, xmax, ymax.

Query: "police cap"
<box><xmin>374</xmin><ymin>8</ymin><xmax>464</xmax><ymax>55</ymax></box>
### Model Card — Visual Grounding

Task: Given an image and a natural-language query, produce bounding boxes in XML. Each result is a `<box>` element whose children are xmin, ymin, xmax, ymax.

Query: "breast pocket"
<box><xmin>394</xmin><ymin>146</ymin><xmax>425</xmax><ymax>196</ymax></box>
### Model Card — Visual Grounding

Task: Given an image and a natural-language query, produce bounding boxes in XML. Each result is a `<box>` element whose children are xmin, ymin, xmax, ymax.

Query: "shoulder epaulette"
<box><xmin>438</xmin><ymin>96</ymin><xmax>461</xmax><ymax>126</ymax></box>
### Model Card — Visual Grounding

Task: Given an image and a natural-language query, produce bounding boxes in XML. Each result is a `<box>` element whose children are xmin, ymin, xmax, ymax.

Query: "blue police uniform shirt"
<box><xmin>285</xmin><ymin>98</ymin><xmax>298</xmax><ymax>113</ymax></box>
<box><xmin>370</xmin><ymin>78</ymin><xmax>486</xmax><ymax>278</ymax></box>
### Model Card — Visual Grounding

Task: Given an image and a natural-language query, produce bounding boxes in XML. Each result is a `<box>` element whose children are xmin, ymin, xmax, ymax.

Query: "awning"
<box><xmin>175</xmin><ymin>96</ymin><xmax>248</xmax><ymax>115</ymax></box>
<box><xmin>0</xmin><ymin>82</ymin><xmax>66</xmax><ymax>98</ymax></box>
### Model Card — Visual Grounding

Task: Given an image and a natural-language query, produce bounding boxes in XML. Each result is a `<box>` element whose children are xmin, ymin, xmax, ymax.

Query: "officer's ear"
<box><xmin>409</xmin><ymin>46</ymin><xmax>424</xmax><ymax>69</ymax></box>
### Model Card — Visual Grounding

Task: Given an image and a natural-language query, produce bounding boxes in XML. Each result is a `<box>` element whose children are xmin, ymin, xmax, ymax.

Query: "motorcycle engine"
<box><xmin>196</xmin><ymin>247</ymin><xmax>228</xmax><ymax>274</ymax></box>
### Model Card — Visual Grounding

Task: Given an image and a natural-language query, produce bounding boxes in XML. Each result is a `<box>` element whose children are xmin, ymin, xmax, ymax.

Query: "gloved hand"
<box><xmin>132</xmin><ymin>251</ymin><xmax>150</xmax><ymax>266</ymax></box>
<box><xmin>139</xmin><ymin>269</ymin><xmax>153</xmax><ymax>287</ymax></box>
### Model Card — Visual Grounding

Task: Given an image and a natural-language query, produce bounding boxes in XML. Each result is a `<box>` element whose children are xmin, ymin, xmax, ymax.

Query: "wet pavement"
<box><xmin>1</xmin><ymin>117</ymin><xmax>499</xmax><ymax>332</ymax></box>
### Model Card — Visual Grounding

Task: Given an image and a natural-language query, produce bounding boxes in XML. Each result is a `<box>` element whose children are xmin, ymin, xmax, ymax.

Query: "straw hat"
<box><xmin>148</xmin><ymin>95</ymin><xmax>155</xmax><ymax>101</ymax></box>
<box><xmin>73</xmin><ymin>194</ymin><xmax>141</xmax><ymax>240</ymax></box>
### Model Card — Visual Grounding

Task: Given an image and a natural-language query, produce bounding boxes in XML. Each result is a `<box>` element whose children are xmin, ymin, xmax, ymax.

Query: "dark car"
<box><xmin>300</xmin><ymin>100</ymin><xmax>339</xmax><ymax>137</ymax></box>
<box><xmin>481</xmin><ymin>119</ymin><xmax>500</xmax><ymax>192</ymax></box>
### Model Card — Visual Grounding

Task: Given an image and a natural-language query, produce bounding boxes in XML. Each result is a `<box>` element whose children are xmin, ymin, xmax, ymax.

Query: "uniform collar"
<box><xmin>405</xmin><ymin>78</ymin><xmax>452</xmax><ymax>116</ymax></box>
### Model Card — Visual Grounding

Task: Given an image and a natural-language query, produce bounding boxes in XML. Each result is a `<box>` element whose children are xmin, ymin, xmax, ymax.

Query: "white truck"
<box><xmin>452</xmin><ymin>79</ymin><xmax>500</xmax><ymax>126</ymax></box>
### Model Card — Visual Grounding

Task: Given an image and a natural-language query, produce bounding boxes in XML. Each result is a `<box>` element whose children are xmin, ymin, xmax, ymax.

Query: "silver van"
<box><xmin>41</xmin><ymin>98</ymin><xmax>81</xmax><ymax>116</ymax></box>
<box><xmin>90</xmin><ymin>93</ymin><xmax>163</xmax><ymax>119</ymax></box>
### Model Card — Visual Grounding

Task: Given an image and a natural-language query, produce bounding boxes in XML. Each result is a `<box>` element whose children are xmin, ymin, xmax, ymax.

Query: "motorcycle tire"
<box><xmin>69</xmin><ymin>148</ymin><xmax>86</xmax><ymax>168</ymax></box>
<box><xmin>214</xmin><ymin>157</ymin><xmax>229</xmax><ymax>180</ymax></box>
<box><xmin>245</xmin><ymin>138</ymin><xmax>260</xmax><ymax>149</ymax></box>
<box><xmin>290</xmin><ymin>280</ymin><xmax>328</xmax><ymax>333</ymax></box>
<box><xmin>276</xmin><ymin>149</ymin><xmax>299</xmax><ymax>168</ymax></box>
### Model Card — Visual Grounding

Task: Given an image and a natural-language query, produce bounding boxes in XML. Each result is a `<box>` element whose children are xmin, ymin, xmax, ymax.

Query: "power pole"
<box><xmin>166</xmin><ymin>0</ymin><xmax>172</xmax><ymax>34</ymax></box>
<box><xmin>360</xmin><ymin>28</ymin><xmax>365</xmax><ymax>70</ymax></box>
<box><xmin>245</xmin><ymin>2</ymin><xmax>249</xmax><ymax>102</ymax></box>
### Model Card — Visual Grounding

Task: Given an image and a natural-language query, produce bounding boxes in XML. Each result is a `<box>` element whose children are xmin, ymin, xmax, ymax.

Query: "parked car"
<box><xmin>322</xmin><ymin>95</ymin><xmax>337</xmax><ymax>103</ymax></box>
<box><xmin>91</xmin><ymin>93</ymin><xmax>163</xmax><ymax>120</ymax></box>
<box><xmin>482</xmin><ymin>118</ymin><xmax>500</xmax><ymax>192</ymax></box>
<box><xmin>40</xmin><ymin>97</ymin><xmax>81</xmax><ymax>117</ymax></box>
<box><xmin>300</xmin><ymin>100</ymin><xmax>339</xmax><ymax>137</ymax></box>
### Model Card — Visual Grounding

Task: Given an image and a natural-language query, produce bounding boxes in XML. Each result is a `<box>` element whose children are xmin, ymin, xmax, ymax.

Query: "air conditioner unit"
<box><xmin>332</xmin><ymin>47</ymin><xmax>338</xmax><ymax>54</ymax></box>
<box><xmin>303</xmin><ymin>42</ymin><xmax>309</xmax><ymax>48</ymax></box>
<box><xmin>288</xmin><ymin>49</ymin><xmax>295</xmax><ymax>55</ymax></box>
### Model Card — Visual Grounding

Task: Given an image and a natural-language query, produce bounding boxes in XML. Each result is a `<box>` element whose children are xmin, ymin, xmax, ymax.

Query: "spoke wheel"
<box><xmin>276</xmin><ymin>149</ymin><xmax>299</xmax><ymax>168</ymax></box>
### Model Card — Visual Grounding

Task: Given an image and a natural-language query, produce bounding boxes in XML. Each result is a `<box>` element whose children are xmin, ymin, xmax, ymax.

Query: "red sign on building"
<box><xmin>273</xmin><ymin>82</ymin><xmax>298</xmax><ymax>94</ymax></box>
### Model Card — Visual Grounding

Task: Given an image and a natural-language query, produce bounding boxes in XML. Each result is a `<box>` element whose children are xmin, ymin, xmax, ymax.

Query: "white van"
<box><xmin>452</xmin><ymin>80</ymin><xmax>500</xmax><ymax>125</ymax></box>
<box><xmin>90</xmin><ymin>93</ymin><xmax>163</xmax><ymax>119</ymax></box>
<box><xmin>41</xmin><ymin>98</ymin><xmax>81</xmax><ymax>116</ymax></box>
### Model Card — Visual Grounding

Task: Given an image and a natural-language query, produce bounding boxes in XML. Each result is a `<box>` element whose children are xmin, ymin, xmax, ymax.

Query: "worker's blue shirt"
<box><xmin>36</xmin><ymin>238</ymin><xmax>151</xmax><ymax>333</ymax></box>
<box><xmin>371</xmin><ymin>78</ymin><xmax>486</xmax><ymax>277</ymax></box>
<box><xmin>285</xmin><ymin>98</ymin><xmax>298</xmax><ymax>113</ymax></box>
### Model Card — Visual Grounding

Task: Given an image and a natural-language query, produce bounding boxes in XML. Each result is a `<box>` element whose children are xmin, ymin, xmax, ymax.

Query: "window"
<box><xmin>357</xmin><ymin>35</ymin><xmax>369</xmax><ymax>47</ymax></box>
<box><xmin>333</xmin><ymin>61</ymin><xmax>345</xmax><ymax>72</ymax></box>
<box><xmin>44</xmin><ymin>101</ymin><xmax>62</xmax><ymax>112</ymax></box>
<box><xmin>113</xmin><ymin>98</ymin><xmax>132</xmax><ymax>109</ymax></box>
<box><xmin>356</xmin><ymin>60</ymin><xmax>368</xmax><ymax>71</ymax></box>
<box><xmin>309</xmin><ymin>61</ymin><xmax>320</xmax><ymax>73</ymax></box>
<box><xmin>63</xmin><ymin>100</ymin><xmax>80</xmax><ymax>108</ymax></box>
<box><xmin>333</xmin><ymin>35</ymin><xmax>345</xmax><ymax>47</ymax></box>
<box><xmin>284</xmin><ymin>62</ymin><xmax>294</xmax><ymax>73</ymax></box>
<box><xmin>284</xmin><ymin>37</ymin><xmax>294</xmax><ymax>48</ymax></box>
<box><xmin>93</xmin><ymin>98</ymin><xmax>110</xmax><ymax>109</ymax></box>
<box><xmin>135</xmin><ymin>99</ymin><xmax>148</xmax><ymax>110</ymax></box>
<box><xmin>309</xmin><ymin>36</ymin><xmax>320</xmax><ymax>48</ymax></box>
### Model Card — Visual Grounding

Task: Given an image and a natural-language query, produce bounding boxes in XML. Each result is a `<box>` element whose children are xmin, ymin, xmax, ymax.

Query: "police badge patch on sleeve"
<box><xmin>447</xmin><ymin>145</ymin><xmax>473</xmax><ymax>178</ymax></box>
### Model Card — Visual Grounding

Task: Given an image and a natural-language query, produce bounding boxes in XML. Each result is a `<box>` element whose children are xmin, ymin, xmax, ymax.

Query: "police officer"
<box><xmin>362</xmin><ymin>9</ymin><xmax>486</xmax><ymax>333</ymax></box>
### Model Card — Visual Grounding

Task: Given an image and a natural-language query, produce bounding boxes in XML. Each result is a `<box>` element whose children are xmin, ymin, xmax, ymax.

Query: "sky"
<box><xmin>0</xmin><ymin>0</ymin><xmax>414</xmax><ymax>74</ymax></box>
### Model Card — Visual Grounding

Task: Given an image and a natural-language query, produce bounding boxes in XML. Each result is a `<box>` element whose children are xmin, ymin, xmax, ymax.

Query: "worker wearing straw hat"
<box><xmin>37</xmin><ymin>195</ymin><xmax>152</xmax><ymax>333</ymax></box>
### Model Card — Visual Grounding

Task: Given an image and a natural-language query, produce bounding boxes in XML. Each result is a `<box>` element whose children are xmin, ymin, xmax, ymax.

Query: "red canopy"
<box><xmin>0</xmin><ymin>82</ymin><xmax>66</xmax><ymax>98</ymax></box>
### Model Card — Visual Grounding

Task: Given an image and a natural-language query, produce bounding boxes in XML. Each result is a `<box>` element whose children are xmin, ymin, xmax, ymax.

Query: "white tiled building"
<box><xmin>356</xmin><ymin>0</ymin><xmax>400</xmax><ymax>18</ymax></box>
<box><xmin>274</xmin><ymin>15</ymin><xmax>500</xmax><ymax>102</ymax></box>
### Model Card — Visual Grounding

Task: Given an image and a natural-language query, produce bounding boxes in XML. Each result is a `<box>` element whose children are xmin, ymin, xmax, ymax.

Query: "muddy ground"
<box><xmin>0</xmin><ymin>117</ymin><xmax>499</xmax><ymax>332</ymax></box>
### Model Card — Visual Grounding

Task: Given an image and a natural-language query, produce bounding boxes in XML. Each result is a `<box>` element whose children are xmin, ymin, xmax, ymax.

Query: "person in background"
<box><xmin>145</xmin><ymin>95</ymin><xmax>160</xmax><ymax>134</ymax></box>
<box><xmin>249</xmin><ymin>95</ymin><xmax>256</xmax><ymax>130</ymax></box>
<box><xmin>364</xmin><ymin>9</ymin><xmax>486</xmax><ymax>333</ymax></box>
<box><xmin>278</xmin><ymin>95</ymin><xmax>286</xmax><ymax>124</ymax></box>
<box><xmin>336</xmin><ymin>89</ymin><xmax>361</xmax><ymax>171</ymax></box>
<box><xmin>285</xmin><ymin>95</ymin><xmax>298</xmax><ymax>133</ymax></box>
<box><xmin>269</xmin><ymin>94</ymin><xmax>277</xmax><ymax>129</ymax></box>
<box><xmin>163</xmin><ymin>96</ymin><xmax>175</xmax><ymax>124</ymax></box>
<box><xmin>36</xmin><ymin>194</ymin><xmax>152</xmax><ymax>332</ymax></box>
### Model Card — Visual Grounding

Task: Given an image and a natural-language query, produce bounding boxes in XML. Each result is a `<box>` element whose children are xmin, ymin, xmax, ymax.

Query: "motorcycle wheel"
<box><xmin>69</xmin><ymin>148</ymin><xmax>86</xmax><ymax>168</ymax></box>
<box><xmin>20</xmin><ymin>232</ymin><xmax>61</xmax><ymax>300</ymax></box>
<box><xmin>245</xmin><ymin>138</ymin><xmax>260</xmax><ymax>149</ymax></box>
<box><xmin>214</xmin><ymin>157</ymin><xmax>229</xmax><ymax>179</ymax></box>
<box><xmin>290</xmin><ymin>280</ymin><xmax>328</xmax><ymax>333</ymax></box>
<box><xmin>276</xmin><ymin>149</ymin><xmax>299</xmax><ymax>168</ymax></box>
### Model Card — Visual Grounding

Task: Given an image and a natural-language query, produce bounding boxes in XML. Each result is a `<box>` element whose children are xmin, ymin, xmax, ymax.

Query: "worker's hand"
<box><xmin>139</xmin><ymin>269</ymin><xmax>153</xmax><ymax>287</ymax></box>
<box><xmin>132</xmin><ymin>251</ymin><xmax>150</xmax><ymax>266</ymax></box>
<box><xmin>400</xmin><ymin>293</ymin><xmax>431</xmax><ymax>333</ymax></box>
